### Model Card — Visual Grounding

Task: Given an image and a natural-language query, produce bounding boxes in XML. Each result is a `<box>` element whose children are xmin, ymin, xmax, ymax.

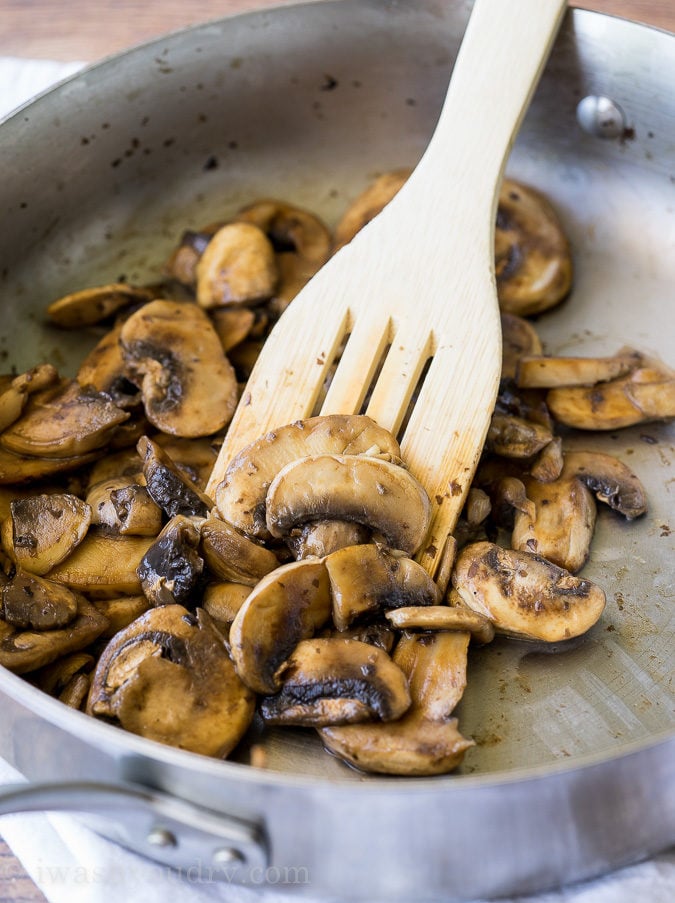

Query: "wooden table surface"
<box><xmin>0</xmin><ymin>0</ymin><xmax>673</xmax><ymax>900</ymax></box>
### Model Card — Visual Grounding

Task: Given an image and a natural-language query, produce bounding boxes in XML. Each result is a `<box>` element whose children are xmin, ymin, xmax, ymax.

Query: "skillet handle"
<box><xmin>0</xmin><ymin>780</ymin><xmax>268</xmax><ymax>877</ymax></box>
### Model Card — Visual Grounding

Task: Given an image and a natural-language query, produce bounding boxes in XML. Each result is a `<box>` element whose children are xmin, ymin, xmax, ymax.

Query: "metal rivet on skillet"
<box><xmin>146</xmin><ymin>826</ymin><xmax>177</xmax><ymax>848</ymax></box>
<box><xmin>212</xmin><ymin>847</ymin><xmax>246</xmax><ymax>866</ymax></box>
<box><xmin>576</xmin><ymin>95</ymin><xmax>627</xmax><ymax>138</ymax></box>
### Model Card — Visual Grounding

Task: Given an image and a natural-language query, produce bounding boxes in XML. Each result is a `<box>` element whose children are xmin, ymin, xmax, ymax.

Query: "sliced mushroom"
<box><xmin>385</xmin><ymin>605</ymin><xmax>495</xmax><ymax>644</ymax></box>
<box><xmin>76</xmin><ymin>323</ymin><xmax>142</xmax><ymax>408</ymax></box>
<box><xmin>137</xmin><ymin>515</ymin><xmax>204</xmax><ymax>608</ymax></box>
<box><xmin>0</xmin><ymin>595</ymin><xmax>108</xmax><ymax>674</ymax></box>
<box><xmin>200</xmin><ymin>516</ymin><xmax>279</xmax><ymax>586</ymax></box>
<box><xmin>86</xmin><ymin>477</ymin><xmax>163</xmax><ymax>536</ymax></box>
<box><xmin>0</xmin><ymin>364</ymin><xmax>60</xmax><ymax>432</ymax></box>
<box><xmin>227</xmin><ymin>339</ymin><xmax>264</xmax><ymax>381</ymax></box>
<box><xmin>464</xmin><ymin>488</ymin><xmax>492</xmax><ymax>526</ymax></box>
<box><xmin>486</xmin><ymin>413</ymin><xmax>554</xmax><ymax>459</ymax></box>
<box><xmin>321</xmin><ymin>631</ymin><xmax>474</xmax><ymax>776</ymax></box>
<box><xmin>516</xmin><ymin>349</ymin><xmax>640</xmax><ymax>389</ymax></box>
<box><xmin>92</xmin><ymin>595</ymin><xmax>150</xmax><ymax>638</ymax></box>
<box><xmin>120</xmin><ymin>300</ymin><xmax>238</xmax><ymax>438</ymax></box>
<box><xmin>86</xmin><ymin>447</ymin><xmax>145</xmax><ymax>490</ymax></box>
<box><xmin>259</xmin><ymin>638</ymin><xmax>411</xmax><ymax>727</ymax></box>
<box><xmin>138</xmin><ymin>435</ymin><xmax>213</xmax><ymax>518</ymax></box>
<box><xmin>500</xmin><ymin>313</ymin><xmax>542</xmax><ymax>380</ymax></box>
<box><xmin>322</xmin><ymin>623</ymin><xmax>396</xmax><ymax>653</ymax></box>
<box><xmin>153</xmin><ymin>435</ymin><xmax>219</xmax><ymax>489</ymax></box>
<box><xmin>0</xmin><ymin>380</ymin><xmax>129</xmax><ymax>458</ymax></box>
<box><xmin>229</xmin><ymin>558</ymin><xmax>331</xmax><ymax>694</ymax></box>
<box><xmin>488</xmin><ymin>476</ymin><xmax>535</xmax><ymax>529</ymax></box>
<box><xmin>2</xmin><ymin>493</ymin><xmax>91</xmax><ymax>575</ymax></box>
<box><xmin>530</xmin><ymin>435</ymin><xmax>564</xmax><ymax>483</ymax></box>
<box><xmin>495</xmin><ymin>179</ymin><xmax>572</xmax><ymax>316</ymax></box>
<box><xmin>32</xmin><ymin>651</ymin><xmax>95</xmax><ymax>698</ymax></box>
<box><xmin>561</xmin><ymin>450</ymin><xmax>647</xmax><ymax>519</ymax></box>
<box><xmin>46</xmin><ymin>283</ymin><xmax>153</xmax><ymax>328</ymax></box>
<box><xmin>511</xmin><ymin>476</ymin><xmax>597</xmax><ymax>574</ymax></box>
<box><xmin>333</xmin><ymin>168</ymin><xmax>411</xmax><ymax>251</ymax></box>
<box><xmin>166</xmin><ymin>226</ymin><xmax>221</xmax><ymax>286</ymax></box>
<box><xmin>196</xmin><ymin>222</ymin><xmax>277</xmax><ymax>308</ymax></box>
<box><xmin>547</xmin><ymin>361</ymin><xmax>675</xmax><ymax>430</ymax></box>
<box><xmin>452</xmin><ymin>541</ymin><xmax>606</xmax><ymax>642</ymax></box>
<box><xmin>0</xmin><ymin>446</ymin><xmax>101</xmax><ymax>485</ymax></box>
<box><xmin>87</xmin><ymin>605</ymin><xmax>255</xmax><ymax>757</ymax></box>
<box><xmin>201</xmin><ymin>582</ymin><xmax>251</xmax><ymax>628</ymax></box>
<box><xmin>266</xmin><ymin>454</ymin><xmax>431</xmax><ymax>556</ymax></box>
<box><xmin>46</xmin><ymin>534</ymin><xmax>154</xmax><ymax>596</ymax></box>
<box><xmin>285</xmin><ymin>520</ymin><xmax>370</xmax><ymax>560</ymax></box>
<box><xmin>2</xmin><ymin>571</ymin><xmax>79</xmax><ymax>630</ymax></box>
<box><xmin>210</xmin><ymin>307</ymin><xmax>256</xmax><ymax>353</ymax></box>
<box><xmin>325</xmin><ymin>543</ymin><xmax>440</xmax><ymax>631</ymax></box>
<box><xmin>215</xmin><ymin>414</ymin><xmax>401</xmax><ymax>539</ymax></box>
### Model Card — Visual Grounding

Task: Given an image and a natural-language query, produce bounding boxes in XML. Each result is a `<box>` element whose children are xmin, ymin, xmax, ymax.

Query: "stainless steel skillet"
<box><xmin>0</xmin><ymin>1</ymin><xmax>673</xmax><ymax>899</ymax></box>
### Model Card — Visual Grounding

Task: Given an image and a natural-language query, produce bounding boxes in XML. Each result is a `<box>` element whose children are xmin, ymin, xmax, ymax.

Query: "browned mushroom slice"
<box><xmin>200</xmin><ymin>516</ymin><xmax>279</xmax><ymax>586</ymax></box>
<box><xmin>166</xmin><ymin>226</ymin><xmax>221</xmax><ymax>286</ymax></box>
<box><xmin>46</xmin><ymin>283</ymin><xmax>153</xmax><ymax>328</ymax></box>
<box><xmin>325</xmin><ymin>544</ymin><xmax>440</xmax><ymax>631</ymax></box>
<box><xmin>137</xmin><ymin>515</ymin><xmax>204</xmax><ymax>608</ymax></box>
<box><xmin>229</xmin><ymin>558</ymin><xmax>331</xmax><ymax>694</ymax></box>
<box><xmin>3</xmin><ymin>571</ymin><xmax>79</xmax><ymax>630</ymax></box>
<box><xmin>76</xmin><ymin>323</ymin><xmax>141</xmax><ymax>408</ymax></box>
<box><xmin>547</xmin><ymin>361</ymin><xmax>675</xmax><ymax>430</ymax></box>
<box><xmin>228</xmin><ymin>339</ymin><xmax>264</xmax><ymax>381</ymax></box>
<box><xmin>196</xmin><ymin>222</ymin><xmax>278</xmax><ymax>308</ymax></box>
<box><xmin>511</xmin><ymin>476</ymin><xmax>597</xmax><ymax>573</ymax></box>
<box><xmin>488</xmin><ymin>475</ymin><xmax>535</xmax><ymax>529</ymax></box>
<box><xmin>93</xmin><ymin>595</ymin><xmax>150</xmax><ymax>638</ymax></box>
<box><xmin>33</xmin><ymin>651</ymin><xmax>95</xmax><ymax>699</ymax></box>
<box><xmin>516</xmin><ymin>349</ymin><xmax>641</xmax><ymax>389</ymax></box>
<box><xmin>0</xmin><ymin>364</ymin><xmax>60</xmax><ymax>432</ymax></box>
<box><xmin>46</xmin><ymin>534</ymin><xmax>154</xmax><ymax>596</ymax></box>
<box><xmin>0</xmin><ymin>381</ymin><xmax>129</xmax><ymax>458</ymax></box>
<box><xmin>452</xmin><ymin>541</ymin><xmax>606</xmax><ymax>641</ymax></box>
<box><xmin>486</xmin><ymin>413</ymin><xmax>553</xmax><ymax>459</ymax></box>
<box><xmin>260</xmin><ymin>638</ymin><xmax>411</xmax><ymax>727</ymax></box>
<box><xmin>0</xmin><ymin>596</ymin><xmax>108</xmax><ymax>674</ymax></box>
<box><xmin>0</xmin><ymin>446</ymin><xmax>100</xmax><ymax>485</ymax></box>
<box><xmin>321</xmin><ymin>631</ymin><xmax>474</xmax><ymax>775</ymax></box>
<box><xmin>266</xmin><ymin>253</ymin><xmax>320</xmax><ymax>317</ymax></box>
<box><xmin>87</xmin><ymin>605</ymin><xmax>255</xmax><ymax>757</ymax></box>
<box><xmin>215</xmin><ymin>414</ymin><xmax>401</xmax><ymax>539</ymax></box>
<box><xmin>209</xmin><ymin>307</ymin><xmax>256</xmax><ymax>353</ymax></box>
<box><xmin>464</xmin><ymin>488</ymin><xmax>492</xmax><ymax>526</ymax></box>
<box><xmin>561</xmin><ymin>450</ymin><xmax>647</xmax><ymax>519</ymax></box>
<box><xmin>285</xmin><ymin>520</ymin><xmax>370</xmax><ymax>560</ymax></box>
<box><xmin>120</xmin><ymin>300</ymin><xmax>238</xmax><ymax>438</ymax></box>
<box><xmin>385</xmin><ymin>605</ymin><xmax>495</xmax><ymax>644</ymax></box>
<box><xmin>323</xmin><ymin>623</ymin><xmax>396</xmax><ymax>653</ymax></box>
<box><xmin>86</xmin><ymin>477</ymin><xmax>163</xmax><ymax>536</ymax></box>
<box><xmin>266</xmin><ymin>455</ymin><xmax>431</xmax><ymax>556</ymax></box>
<box><xmin>2</xmin><ymin>493</ymin><xmax>91</xmax><ymax>576</ymax></box>
<box><xmin>138</xmin><ymin>435</ymin><xmax>213</xmax><ymax>519</ymax></box>
<box><xmin>530</xmin><ymin>435</ymin><xmax>564</xmax><ymax>483</ymax></box>
<box><xmin>202</xmin><ymin>582</ymin><xmax>251</xmax><ymax>628</ymax></box>
<box><xmin>236</xmin><ymin>200</ymin><xmax>332</xmax><ymax>265</ymax></box>
<box><xmin>500</xmin><ymin>313</ymin><xmax>542</xmax><ymax>379</ymax></box>
<box><xmin>153</xmin><ymin>435</ymin><xmax>219</xmax><ymax>489</ymax></box>
<box><xmin>333</xmin><ymin>168</ymin><xmax>412</xmax><ymax>251</ymax></box>
<box><xmin>495</xmin><ymin>179</ymin><xmax>572</xmax><ymax>316</ymax></box>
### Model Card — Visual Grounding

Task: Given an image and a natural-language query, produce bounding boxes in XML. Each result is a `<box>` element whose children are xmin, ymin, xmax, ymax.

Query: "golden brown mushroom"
<box><xmin>46</xmin><ymin>283</ymin><xmax>153</xmax><ymax>328</ymax></box>
<box><xmin>86</xmin><ymin>477</ymin><xmax>163</xmax><ymax>536</ymax></box>
<box><xmin>196</xmin><ymin>222</ymin><xmax>278</xmax><ymax>308</ymax></box>
<box><xmin>0</xmin><ymin>364</ymin><xmax>60</xmax><ymax>432</ymax></box>
<box><xmin>200</xmin><ymin>516</ymin><xmax>279</xmax><ymax>586</ymax></box>
<box><xmin>561</xmin><ymin>450</ymin><xmax>647</xmax><ymax>519</ymax></box>
<box><xmin>500</xmin><ymin>313</ymin><xmax>543</xmax><ymax>380</ymax></box>
<box><xmin>333</xmin><ymin>169</ymin><xmax>412</xmax><ymax>251</ymax></box>
<box><xmin>2</xmin><ymin>493</ymin><xmax>91</xmax><ymax>576</ymax></box>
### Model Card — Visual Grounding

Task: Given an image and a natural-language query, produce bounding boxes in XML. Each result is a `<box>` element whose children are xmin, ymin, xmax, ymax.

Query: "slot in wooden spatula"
<box><xmin>207</xmin><ymin>0</ymin><xmax>567</xmax><ymax>579</ymax></box>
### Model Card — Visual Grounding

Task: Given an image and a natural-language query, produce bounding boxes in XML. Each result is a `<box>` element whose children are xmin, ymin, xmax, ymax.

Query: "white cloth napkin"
<box><xmin>0</xmin><ymin>56</ymin><xmax>673</xmax><ymax>903</ymax></box>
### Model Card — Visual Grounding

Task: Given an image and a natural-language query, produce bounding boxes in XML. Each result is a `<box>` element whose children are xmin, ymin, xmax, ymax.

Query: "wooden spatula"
<box><xmin>207</xmin><ymin>0</ymin><xmax>567</xmax><ymax>579</ymax></box>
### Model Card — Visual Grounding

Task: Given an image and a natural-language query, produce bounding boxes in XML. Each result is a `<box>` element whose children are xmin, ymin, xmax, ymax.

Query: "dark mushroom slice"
<box><xmin>259</xmin><ymin>638</ymin><xmax>411</xmax><ymax>727</ymax></box>
<box><xmin>138</xmin><ymin>435</ymin><xmax>213</xmax><ymax>519</ymax></box>
<box><xmin>87</xmin><ymin>605</ymin><xmax>255</xmax><ymax>758</ymax></box>
<box><xmin>120</xmin><ymin>300</ymin><xmax>238</xmax><ymax>438</ymax></box>
<box><xmin>285</xmin><ymin>520</ymin><xmax>370</xmax><ymax>560</ymax></box>
<box><xmin>229</xmin><ymin>558</ymin><xmax>331</xmax><ymax>695</ymax></box>
<box><xmin>209</xmin><ymin>307</ymin><xmax>256</xmax><ymax>353</ymax></box>
<box><xmin>196</xmin><ymin>222</ymin><xmax>278</xmax><ymax>308</ymax></box>
<box><xmin>530</xmin><ymin>435</ymin><xmax>564</xmax><ymax>483</ymax></box>
<box><xmin>46</xmin><ymin>283</ymin><xmax>154</xmax><ymax>328</ymax></box>
<box><xmin>325</xmin><ymin>543</ymin><xmax>440</xmax><ymax>632</ymax></box>
<box><xmin>511</xmin><ymin>476</ymin><xmax>597</xmax><ymax>574</ymax></box>
<box><xmin>0</xmin><ymin>595</ymin><xmax>108</xmax><ymax>674</ymax></box>
<box><xmin>547</xmin><ymin>361</ymin><xmax>675</xmax><ymax>430</ymax></box>
<box><xmin>385</xmin><ymin>605</ymin><xmax>495</xmax><ymax>644</ymax></box>
<box><xmin>452</xmin><ymin>541</ymin><xmax>606</xmax><ymax>642</ymax></box>
<box><xmin>46</xmin><ymin>534</ymin><xmax>154</xmax><ymax>596</ymax></box>
<box><xmin>227</xmin><ymin>339</ymin><xmax>264</xmax><ymax>381</ymax></box>
<box><xmin>202</xmin><ymin>582</ymin><xmax>251</xmax><ymax>629</ymax></box>
<box><xmin>137</xmin><ymin>515</ymin><xmax>204</xmax><ymax>608</ymax></box>
<box><xmin>500</xmin><ymin>313</ymin><xmax>542</xmax><ymax>380</ymax></box>
<box><xmin>0</xmin><ymin>380</ymin><xmax>129</xmax><ymax>458</ymax></box>
<box><xmin>200</xmin><ymin>516</ymin><xmax>279</xmax><ymax>586</ymax></box>
<box><xmin>333</xmin><ymin>168</ymin><xmax>412</xmax><ymax>251</ymax></box>
<box><xmin>92</xmin><ymin>595</ymin><xmax>150</xmax><ymax>639</ymax></box>
<box><xmin>153</xmin><ymin>435</ymin><xmax>219</xmax><ymax>490</ymax></box>
<box><xmin>321</xmin><ymin>631</ymin><xmax>474</xmax><ymax>776</ymax></box>
<box><xmin>486</xmin><ymin>413</ymin><xmax>554</xmax><ymax>459</ymax></box>
<box><xmin>516</xmin><ymin>349</ymin><xmax>641</xmax><ymax>389</ymax></box>
<box><xmin>86</xmin><ymin>477</ymin><xmax>163</xmax><ymax>536</ymax></box>
<box><xmin>496</xmin><ymin>378</ymin><xmax>553</xmax><ymax>431</ymax></box>
<box><xmin>76</xmin><ymin>323</ymin><xmax>142</xmax><ymax>408</ymax></box>
<box><xmin>266</xmin><ymin>454</ymin><xmax>431</xmax><ymax>556</ymax></box>
<box><xmin>322</xmin><ymin>623</ymin><xmax>396</xmax><ymax>653</ymax></box>
<box><xmin>2</xmin><ymin>493</ymin><xmax>91</xmax><ymax>576</ymax></box>
<box><xmin>495</xmin><ymin>178</ymin><xmax>572</xmax><ymax>316</ymax></box>
<box><xmin>214</xmin><ymin>414</ymin><xmax>401</xmax><ymax>539</ymax></box>
<box><xmin>0</xmin><ymin>364</ymin><xmax>60</xmax><ymax>432</ymax></box>
<box><xmin>2</xmin><ymin>571</ymin><xmax>79</xmax><ymax>630</ymax></box>
<box><xmin>561</xmin><ymin>450</ymin><xmax>647</xmax><ymax>520</ymax></box>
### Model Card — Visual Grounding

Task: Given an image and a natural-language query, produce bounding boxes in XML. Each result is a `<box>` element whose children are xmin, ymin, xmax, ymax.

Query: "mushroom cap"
<box><xmin>266</xmin><ymin>454</ymin><xmax>431</xmax><ymax>556</ymax></box>
<box><xmin>137</xmin><ymin>515</ymin><xmax>204</xmax><ymax>608</ymax></box>
<box><xmin>196</xmin><ymin>222</ymin><xmax>278</xmax><ymax>308</ymax></box>
<box><xmin>2</xmin><ymin>571</ymin><xmax>79</xmax><ymax>630</ymax></box>
<box><xmin>200</xmin><ymin>516</ymin><xmax>279</xmax><ymax>586</ymax></box>
<box><xmin>46</xmin><ymin>283</ymin><xmax>153</xmax><ymax>328</ymax></box>
<box><xmin>138</xmin><ymin>435</ymin><xmax>213</xmax><ymax>519</ymax></box>
<box><xmin>561</xmin><ymin>450</ymin><xmax>647</xmax><ymax>519</ymax></box>
<box><xmin>4</xmin><ymin>493</ymin><xmax>92</xmax><ymax>576</ymax></box>
<box><xmin>215</xmin><ymin>414</ymin><xmax>401</xmax><ymax>540</ymax></box>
